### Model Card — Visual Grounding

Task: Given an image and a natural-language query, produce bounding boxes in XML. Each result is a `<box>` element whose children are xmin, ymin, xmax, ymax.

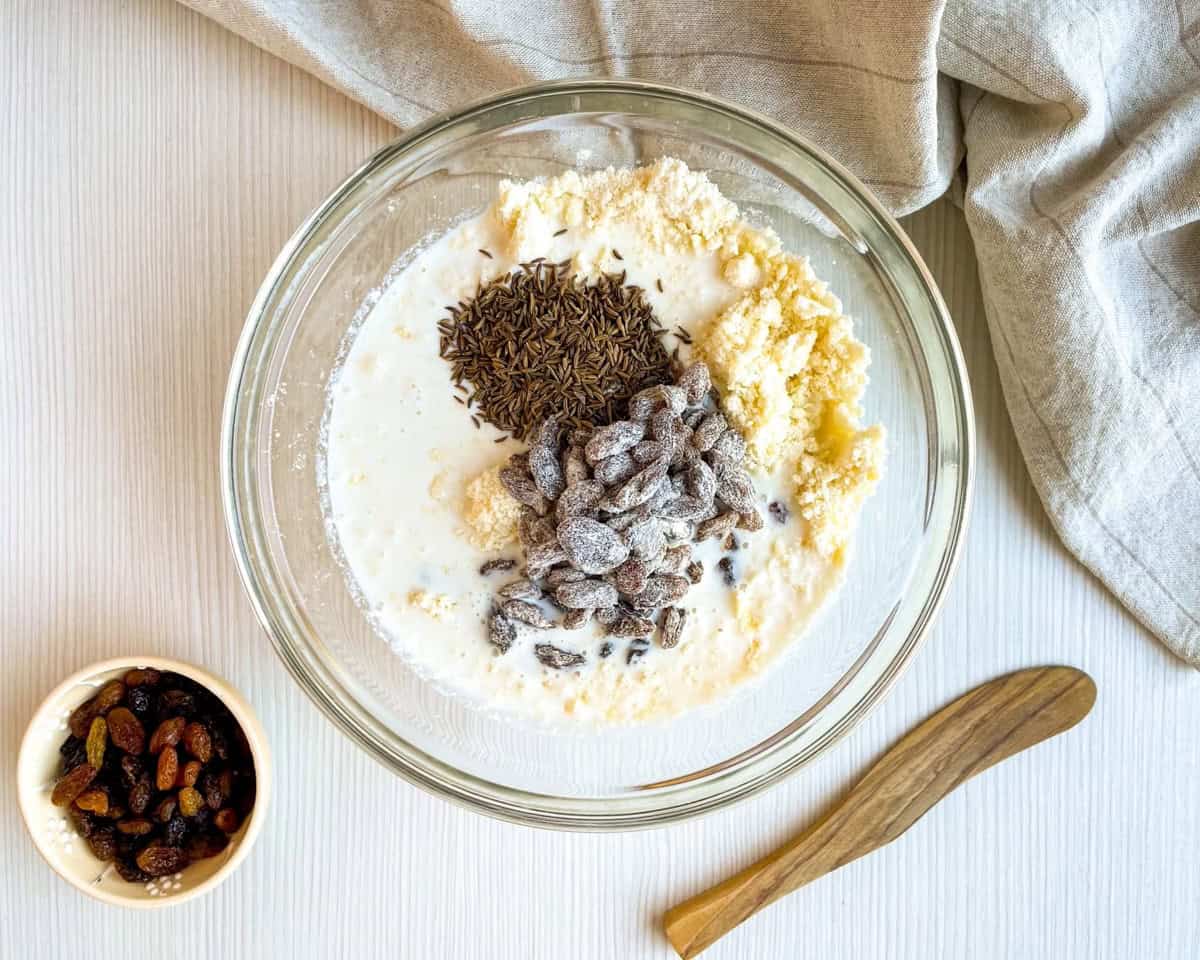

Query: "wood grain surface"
<box><xmin>1</xmin><ymin>2</ymin><xmax>1198</xmax><ymax>958</ymax></box>
<box><xmin>664</xmin><ymin>667</ymin><xmax>1097</xmax><ymax>957</ymax></box>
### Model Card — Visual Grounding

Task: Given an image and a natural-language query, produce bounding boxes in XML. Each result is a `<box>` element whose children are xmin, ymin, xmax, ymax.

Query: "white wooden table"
<box><xmin>2</xmin><ymin>2</ymin><xmax>1197</xmax><ymax>957</ymax></box>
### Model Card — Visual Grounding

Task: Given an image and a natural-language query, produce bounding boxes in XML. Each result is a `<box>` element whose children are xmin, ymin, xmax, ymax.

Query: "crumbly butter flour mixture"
<box><xmin>323</xmin><ymin>159</ymin><xmax>884</xmax><ymax>727</ymax></box>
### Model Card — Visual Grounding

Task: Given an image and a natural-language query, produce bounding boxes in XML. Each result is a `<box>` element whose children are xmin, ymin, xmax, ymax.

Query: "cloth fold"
<box><xmin>185</xmin><ymin>0</ymin><xmax>1200</xmax><ymax>665</ymax></box>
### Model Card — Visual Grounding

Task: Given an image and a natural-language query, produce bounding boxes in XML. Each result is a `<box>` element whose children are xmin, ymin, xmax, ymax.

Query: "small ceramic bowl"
<box><xmin>17</xmin><ymin>656</ymin><xmax>270</xmax><ymax>908</ymax></box>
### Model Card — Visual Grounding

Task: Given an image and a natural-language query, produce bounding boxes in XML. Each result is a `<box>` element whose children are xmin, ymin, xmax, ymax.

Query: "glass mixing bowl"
<box><xmin>222</xmin><ymin>80</ymin><xmax>973</xmax><ymax>830</ymax></box>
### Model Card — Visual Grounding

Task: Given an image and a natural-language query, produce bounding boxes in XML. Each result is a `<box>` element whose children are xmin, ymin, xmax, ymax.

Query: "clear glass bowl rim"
<box><xmin>221</xmin><ymin>78</ymin><xmax>975</xmax><ymax>831</ymax></box>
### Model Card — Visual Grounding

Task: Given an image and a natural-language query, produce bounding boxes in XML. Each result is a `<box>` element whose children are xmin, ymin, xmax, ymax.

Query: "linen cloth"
<box><xmin>183</xmin><ymin>0</ymin><xmax>1200</xmax><ymax>665</ymax></box>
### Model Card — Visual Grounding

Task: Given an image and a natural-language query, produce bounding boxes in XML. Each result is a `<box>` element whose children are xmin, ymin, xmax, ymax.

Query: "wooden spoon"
<box><xmin>663</xmin><ymin>666</ymin><xmax>1096</xmax><ymax>958</ymax></box>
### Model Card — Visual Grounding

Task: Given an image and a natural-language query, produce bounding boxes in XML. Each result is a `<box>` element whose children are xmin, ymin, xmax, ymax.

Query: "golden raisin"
<box><xmin>85</xmin><ymin>716</ymin><xmax>107</xmax><ymax>769</ymax></box>
<box><xmin>116</xmin><ymin>818</ymin><xmax>153</xmax><ymax>836</ymax></box>
<box><xmin>181</xmin><ymin>722</ymin><xmax>212</xmax><ymax>763</ymax></box>
<box><xmin>148</xmin><ymin>716</ymin><xmax>186</xmax><ymax>754</ymax></box>
<box><xmin>178</xmin><ymin>760</ymin><xmax>202</xmax><ymax>788</ymax></box>
<box><xmin>156</xmin><ymin>746</ymin><xmax>178</xmax><ymax>791</ymax></box>
<box><xmin>122</xmin><ymin>667</ymin><xmax>161</xmax><ymax>687</ymax></box>
<box><xmin>106</xmin><ymin>707</ymin><xmax>145</xmax><ymax>754</ymax></box>
<box><xmin>214</xmin><ymin>808</ymin><xmax>240</xmax><ymax>834</ymax></box>
<box><xmin>51</xmin><ymin>763</ymin><xmax>96</xmax><ymax>806</ymax></box>
<box><xmin>74</xmin><ymin>788</ymin><xmax>109</xmax><ymax>816</ymax></box>
<box><xmin>178</xmin><ymin>786</ymin><xmax>203</xmax><ymax>817</ymax></box>
<box><xmin>67</xmin><ymin>680</ymin><xmax>122</xmax><ymax>737</ymax></box>
<box><xmin>135</xmin><ymin>843</ymin><xmax>189</xmax><ymax>877</ymax></box>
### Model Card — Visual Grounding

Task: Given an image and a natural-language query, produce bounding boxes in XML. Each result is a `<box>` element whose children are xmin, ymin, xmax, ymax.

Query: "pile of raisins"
<box><xmin>51</xmin><ymin>667</ymin><xmax>256</xmax><ymax>882</ymax></box>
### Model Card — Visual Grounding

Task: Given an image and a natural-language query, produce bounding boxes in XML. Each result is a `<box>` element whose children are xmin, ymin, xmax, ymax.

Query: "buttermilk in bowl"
<box><xmin>321</xmin><ymin>158</ymin><xmax>884</xmax><ymax>727</ymax></box>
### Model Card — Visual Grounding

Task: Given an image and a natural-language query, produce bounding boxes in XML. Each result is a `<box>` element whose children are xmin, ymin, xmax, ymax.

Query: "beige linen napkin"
<box><xmin>184</xmin><ymin>0</ymin><xmax>1200</xmax><ymax>665</ymax></box>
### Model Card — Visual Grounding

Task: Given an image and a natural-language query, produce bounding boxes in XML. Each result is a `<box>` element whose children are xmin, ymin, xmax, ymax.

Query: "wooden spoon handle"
<box><xmin>663</xmin><ymin>666</ymin><xmax>1096</xmax><ymax>958</ymax></box>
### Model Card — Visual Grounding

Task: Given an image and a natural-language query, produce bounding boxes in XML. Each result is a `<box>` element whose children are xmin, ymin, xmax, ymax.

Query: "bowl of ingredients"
<box><xmin>223</xmin><ymin>79</ymin><xmax>972</xmax><ymax>829</ymax></box>
<box><xmin>17</xmin><ymin>657</ymin><xmax>268</xmax><ymax>906</ymax></box>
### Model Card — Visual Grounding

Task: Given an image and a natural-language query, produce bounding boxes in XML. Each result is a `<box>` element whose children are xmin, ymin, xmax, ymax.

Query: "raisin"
<box><xmin>157</xmin><ymin>689</ymin><xmax>196</xmax><ymax>718</ymax></box>
<box><xmin>153</xmin><ymin>797</ymin><xmax>177</xmax><ymax>827</ymax></box>
<box><xmin>479</xmin><ymin>557</ymin><xmax>517</xmax><ymax>576</ymax></box>
<box><xmin>85</xmin><ymin>716</ymin><xmax>107</xmax><ymax>770</ymax></box>
<box><xmin>737</xmin><ymin>507</ymin><xmax>764</xmax><ymax>531</ymax></box>
<box><xmin>59</xmin><ymin>735</ymin><xmax>88</xmax><ymax>772</ymax></box>
<box><xmin>178</xmin><ymin>786</ymin><xmax>204</xmax><ymax>817</ymax></box>
<box><xmin>186</xmin><ymin>830</ymin><xmax>229</xmax><ymax>860</ymax></box>
<box><xmin>501</xmin><ymin>599</ymin><xmax>554</xmax><ymax>630</ymax></box>
<box><xmin>533</xmin><ymin>644</ymin><xmax>586</xmax><ymax>670</ymax></box>
<box><xmin>685</xmin><ymin>561</ymin><xmax>704</xmax><ymax>584</ymax></box>
<box><xmin>119</xmin><ymin>754</ymin><xmax>145</xmax><ymax>789</ymax></box>
<box><xmin>114</xmin><ymin>858</ymin><xmax>150</xmax><ymax>883</ymax></box>
<box><xmin>678</xmin><ymin>361</ymin><xmax>711</xmax><ymax>404</ymax></box>
<box><xmin>126</xmin><ymin>686</ymin><xmax>152</xmax><ymax>717</ymax></box>
<box><xmin>74</xmin><ymin>788</ymin><xmax>109</xmax><ymax>815</ymax></box>
<box><xmin>181</xmin><ymin>722</ymin><xmax>212</xmax><ymax>763</ymax></box>
<box><xmin>105</xmin><ymin>802</ymin><xmax>127</xmax><ymax>820</ymax></box>
<box><xmin>69</xmin><ymin>808</ymin><xmax>96</xmax><ymax>839</ymax></box>
<box><xmin>136</xmin><ymin>842</ymin><xmax>189</xmax><ymax>877</ymax></box>
<box><xmin>116</xmin><ymin>818</ymin><xmax>153</xmax><ymax>836</ymax></box>
<box><xmin>660</xmin><ymin>607</ymin><xmax>688</xmax><ymax>649</ymax></box>
<box><xmin>487</xmin><ymin>610</ymin><xmax>517</xmax><ymax>654</ymax></box>
<box><xmin>584</xmin><ymin>420</ymin><xmax>644</xmax><ymax>464</ymax></box>
<box><xmin>214</xmin><ymin>808</ymin><xmax>240</xmax><ymax>834</ymax></box>
<box><xmin>557</xmin><ymin>517</ymin><xmax>630</xmax><ymax>574</ymax></box>
<box><xmin>87</xmin><ymin>825</ymin><xmax>117</xmax><ymax>861</ymax></box>
<box><xmin>106</xmin><ymin>707</ymin><xmax>146</xmax><ymax>754</ymax></box>
<box><xmin>200</xmin><ymin>773</ymin><xmax>224</xmax><ymax>812</ymax></box>
<box><xmin>128</xmin><ymin>775</ymin><xmax>153</xmax><ymax>816</ymax></box>
<box><xmin>497</xmin><ymin>579</ymin><xmax>542</xmax><ymax>602</ymax></box>
<box><xmin>67</xmin><ymin>699</ymin><xmax>101</xmax><ymax>740</ymax></box>
<box><xmin>179</xmin><ymin>760</ymin><xmax>202</xmax><ymax>788</ymax></box>
<box><xmin>556</xmin><ymin>579</ymin><xmax>619</xmax><ymax>609</ymax></box>
<box><xmin>717</xmin><ymin>556</ymin><xmax>736</xmax><ymax>586</ymax></box>
<box><xmin>122</xmin><ymin>668</ymin><xmax>161</xmax><ymax>688</ymax></box>
<box><xmin>51</xmin><ymin>763</ymin><xmax>97</xmax><ymax>807</ymax></box>
<box><xmin>722</xmin><ymin>532</ymin><xmax>739</xmax><ymax>552</ymax></box>
<box><xmin>598</xmin><ymin>641</ymin><xmax>614</xmax><ymax>659</ymax></box>
<box><xmin>148</xmin><ymin>716</ymin><xmax>185</xmax><ymax>754</ymax></box>
<box><xmin>696</xmin><ymin>511</ymin><xmax>739</xmax><ymax>543</ymax></box>
<box><xmin>165</xmin><ymin>814</ymin><xmax>187</xmax><ymax>846</ymax></box>
<box><xmin>156</xmin><ymin>746</ymin><xmax>179</xmax><ymax>791</ymax></box>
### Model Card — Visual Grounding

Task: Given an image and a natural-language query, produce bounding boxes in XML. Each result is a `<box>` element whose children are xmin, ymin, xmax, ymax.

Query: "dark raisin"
<box><xmin>126</xmin><ymin>686</ymin><xmax>152</xmax><ymax>717</ymax></box>
<box><xmin>114</xmin><ymin>858</ymin><xmax>151</xmax><ymax>883</ymax></box>
<box><xmin>86</xmin><ymin>825</ymin><xmax>117</xmax><ymax>861</ymax></box>
<box><xmin>128</xmin><ymin>775</ymin><xmax>153</xmax><ymax>816</ymax></box>
<box><xmin>59</xmin><ymin>736</ymin><xmax>88</xmax><ymax>772</ymax></box>
<box><xmin>157</xmin><ymin>689</ymin><xmax>196</xmax><ymax>718</ymax></box>
<box><xmin>119</xmin><ymin>755</ymin><xmax>145</xmax><ymax>790</ymax></box>
<box><xmin>164</xmin><ymin>814</ymin><xmax>187</xmax><ymax>846</ymax></box>
<box><xmin>200</xmin><ymin>773</ymin><xmax>224</xmax><ymax>812</ymax></box>
<box><xmin>70</xmin><ymin>808</ymin><xmax>96</xmax><ymax>839</ymax></box>
<box><xmin>153</xmin><ymin>795</ymin><xmax>178</xmax><ymax>824</ymax></box>
<box><xmin>479</xmin><ymin>557</ymin><xmax>517</xmax><ymax>576</ymax></box>
<box><xmin>214</xmin><ymin>808</ymin><xmax>240</xmax><ymax>834</ymax></box>
<box><xmin>186</xmin><ymin>830</ymin><xmax>228</xmax><ymax>861</ymax></box>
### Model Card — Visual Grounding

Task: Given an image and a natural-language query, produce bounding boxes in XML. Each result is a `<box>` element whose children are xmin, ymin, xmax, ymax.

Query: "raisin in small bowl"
<box><xmin>17</xmin><ymin>656</ymin><xmax>270</xmax><ymax>908</ymax></box>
